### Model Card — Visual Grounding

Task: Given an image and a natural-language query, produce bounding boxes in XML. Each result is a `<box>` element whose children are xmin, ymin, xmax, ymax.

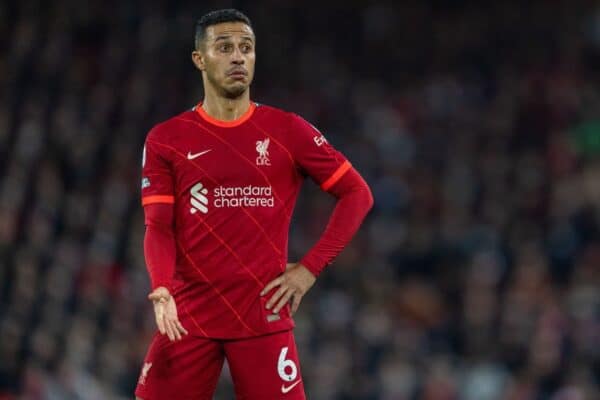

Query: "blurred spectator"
<box><xmin>0</xmin><ymin>1</ymin><xmax>598</xmax><ymax>399</ymax></box>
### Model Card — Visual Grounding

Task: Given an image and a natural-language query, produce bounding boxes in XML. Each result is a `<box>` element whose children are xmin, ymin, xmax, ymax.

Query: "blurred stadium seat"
<box><xmin>0</xmin><ymin>1</ymin><xmax>598</xmax><ymax>399</ymax></box>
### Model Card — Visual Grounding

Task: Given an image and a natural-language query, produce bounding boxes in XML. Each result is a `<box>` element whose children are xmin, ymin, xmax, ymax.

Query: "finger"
<box><xmin>174</xmin><ymin>319</ymin><xmax>189</xmax><ymax>336</ymax></box>
<box><xmin>155</xmin><ymin>313</ymin><xmax>166</xmax><ymax>335</ymax></box>
<box><xmin>148</xmin><ymin>292</ymin><xmax>170</xmax><ymax>302</ymax></box>
<box><xmin>261</xmin><ymin>277</ymin><xmax>283</xmax><ymax>296</ymax></box>
<box><xmin>169</xmin><ymin>320</ymin><xmax>179</xmax><ymax>341</ymax></box>
<box><xmin>166</xmin><ymin>301</ymin><xmax>186</xmax><ymax>337</ymax></box>
<box><xmin>266</xmin><ymin>286</ymin><xmax>288</xmax><ymax>309</ymax></box>
<box><xmin>169</xmin><ymin>318</ymin><xmax>182</xmax><ymax>341</ymax></box>
<box><xmin>163</xmin><ymin>313</ymin><xmax>175</xmax><ymax>341</ymax></box>
<box><xmin>169</xmin><ymin>319</ymin><xmax>180</xmax><ymax>341</ymax></box>
<box><xmin>156</xmin><ymin>300</ymin><xmax>168</xmax><ymax>334</ymax></box>
<box><xmin>273</xmin><ymin>290</ymin><xmax>294</xmax><ymax>314</ymax></box>
<box><xmin>155</xmin><ymin>315</ymin><xmax>166</xmax><ymax>335</ymax></box>
<box><xmin>154</xmin><ymin>305</ymin><xmax>166</xmax><ymax>334</ymax></box>
<box><xmin>291</xmin><ymin>293</ymin><xmax>302</xmax><ymax>315</ymax></box>
<box><xmin>164</xmin><ymin>315</ymin><xmax>180</xmax><ymax>341</ymax></box>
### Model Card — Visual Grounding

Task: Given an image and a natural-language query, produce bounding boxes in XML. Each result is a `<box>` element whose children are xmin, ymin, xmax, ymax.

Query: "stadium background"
<box><xmin>0</xmin><ymin>0</ymin><xmax>599</xmax><ymax>399</ymax></box>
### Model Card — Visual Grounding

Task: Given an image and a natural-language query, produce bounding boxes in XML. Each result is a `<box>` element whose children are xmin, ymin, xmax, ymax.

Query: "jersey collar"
<box><xmin>195</xmin><ymin>101</ymin><xmax>256</xmax><ymax>128</ymax></box>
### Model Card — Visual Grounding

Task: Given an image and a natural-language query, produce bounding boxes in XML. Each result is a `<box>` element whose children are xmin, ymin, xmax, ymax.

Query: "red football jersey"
<box><xmin>141</xmin><ymin>102</ymin><xmax>351</xmax><ymax>339</ymax></box>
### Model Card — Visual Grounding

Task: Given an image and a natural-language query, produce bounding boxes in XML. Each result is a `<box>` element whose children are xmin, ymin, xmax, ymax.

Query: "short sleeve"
<box><xmin>140</xmin><ymin>127</ymin><xmax>175</xmax><ymax>206</ymax></box>
<box><xmin>289</xmin><ymin>114</ymin><xmax>352</xmax><ymax>191</ymax></box>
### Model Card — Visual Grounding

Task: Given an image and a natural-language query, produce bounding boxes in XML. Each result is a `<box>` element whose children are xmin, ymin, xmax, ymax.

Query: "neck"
<box><xmin>201</xmin><ymin>84</ymin><xmax>251</xmax><ymax>121</ymax></box>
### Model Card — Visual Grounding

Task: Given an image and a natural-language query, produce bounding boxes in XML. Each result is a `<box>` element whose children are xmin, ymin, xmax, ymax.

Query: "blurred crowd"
<box><xmin>1</xmin><ymin>0</ymin><xmax>599</xmax><ymax>399</ymax></box>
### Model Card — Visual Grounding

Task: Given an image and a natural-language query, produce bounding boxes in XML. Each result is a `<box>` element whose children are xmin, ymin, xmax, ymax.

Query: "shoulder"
<box><xmin>146</xmin><ymin>108</ymin><xmax>196</xmax><ymax>142</ymax></box>
<box><xmin>253</xmin><ymin>102</ymin><xmax>298</xmax><ymax>124</ymax></box>
<box><xmin>252</xmin><ymin>102</ymin><xmax>314</xmax><ymax>132</ymax></box>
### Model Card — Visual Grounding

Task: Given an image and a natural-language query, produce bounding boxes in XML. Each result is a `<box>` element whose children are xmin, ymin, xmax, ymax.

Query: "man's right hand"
<box><xmin>148</xmin><ymin>286</ymin><xmax>189</xmax><ymax>341</ymax></box>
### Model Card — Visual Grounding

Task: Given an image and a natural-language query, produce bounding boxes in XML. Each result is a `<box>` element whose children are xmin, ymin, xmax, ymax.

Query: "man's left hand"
<box><xmin>261</xmin><ymin>263</ymin><xmax>316</xmax><ymax>315</ymax></box>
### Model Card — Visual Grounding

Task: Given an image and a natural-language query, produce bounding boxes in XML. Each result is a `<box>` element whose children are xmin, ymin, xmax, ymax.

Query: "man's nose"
<box><xmin>231</xmin><ymin>47</ymin><xmax>245</xmax><ymax>64</ymax></box>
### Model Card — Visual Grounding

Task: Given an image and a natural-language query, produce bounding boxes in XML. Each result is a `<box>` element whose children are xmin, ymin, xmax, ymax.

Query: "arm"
<box><xmin>140</xmin><ymin>130</ymin><xmax>187</xmax><ymax>341</ymax></box>
<box><xmin>263</xmin><ymin>167</ymin><xmax>373</xmax><ymax>314</ymax></box>
<box><xmin>143</xmin><ymin>203</ymin><xmax>176</xmax><ymax>291</ymax></box>
<box><xmin>299</xmin><ymin>167</ymin><xmax>374</xmax><ymax>276</ymax></box>
<box><xmin>262</xmin><ymin>113</ymin><xmax>373</xmax><ymax>314</ymax></box>
<box><xmin>143</xmin><ymin>203</ymin><xmax>188</xmax><ymax>341</ymax></box>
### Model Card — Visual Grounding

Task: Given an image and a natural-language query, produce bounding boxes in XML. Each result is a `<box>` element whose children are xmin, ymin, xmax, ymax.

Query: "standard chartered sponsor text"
<box><xmin>214</xmin><ymin>185</ymin><xmax>274</xmax><ymax>208</ymax></box>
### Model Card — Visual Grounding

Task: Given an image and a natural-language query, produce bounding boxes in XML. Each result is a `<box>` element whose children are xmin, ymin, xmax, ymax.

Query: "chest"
<box><xmin>170</xmin><ymin>123</ymin><xmax>298</xmax><ymax>191</ymax></box>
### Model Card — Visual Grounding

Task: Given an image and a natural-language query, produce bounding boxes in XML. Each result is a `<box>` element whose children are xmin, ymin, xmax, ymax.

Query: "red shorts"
<box><xmin>134</xmin><ymin>329</ymin><xmax>305</xmax><ymax>400</ymax></box>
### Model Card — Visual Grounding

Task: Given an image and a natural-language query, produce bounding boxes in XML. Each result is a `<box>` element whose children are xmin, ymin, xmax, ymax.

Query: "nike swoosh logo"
<box><xmin>187</xmin><ymin>149</ymin><xmax>212</xmax><ymax>160</ymax></box>
<box><xmin>281</xmin><ymin>380</ymin><xmax>302</xmax><ymax>394</ymax></box>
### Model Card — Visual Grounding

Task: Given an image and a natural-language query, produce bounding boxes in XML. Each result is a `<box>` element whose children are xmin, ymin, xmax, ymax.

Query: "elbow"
<box><xmin>348</xmin><ymin>170</ymin><xmax>374</xmax><ymax>215</ymax></box>
<box><xmin>364</xmin><ymin>185</ymin><xmax>374</xmax><ymax>214</ymax></box>
<box><xmin>366</xmin><ymin>185</ymin><xmax>374</xmax><ymax>212</ymax></box>
<box><xmin>350</xmin><ymin>180</ymin><xmax>374</xmax><ymax>217</ymax></box>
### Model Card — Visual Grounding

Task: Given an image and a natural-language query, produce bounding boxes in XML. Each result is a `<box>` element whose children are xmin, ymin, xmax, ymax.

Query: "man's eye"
<box><xmin>219</xmin><ymin>44</ymin><xmax>231</xmax><ymax>51</ymax></box>
<box><xmin>241</xmin><ymin>45</ymin><xmax>252</xmax><ymax>52</ymax></box>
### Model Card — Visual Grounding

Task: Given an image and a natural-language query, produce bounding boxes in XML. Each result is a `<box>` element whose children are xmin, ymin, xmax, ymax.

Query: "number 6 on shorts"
<box><xmin>277</xmin><ymin>347</ymin><xmax>298</xmax><ymax>382</ymax></box>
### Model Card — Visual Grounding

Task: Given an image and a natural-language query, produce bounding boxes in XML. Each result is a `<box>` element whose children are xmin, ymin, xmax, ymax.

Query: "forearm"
<box><xmin>143</xmin><ymin>203</ymin><xmax>176</xmax><ymax>291</ymax></box>
<box><xmin>300</xmin><ymin>168</ymin><xmax>374</xmax><ymax>276</ymax></box>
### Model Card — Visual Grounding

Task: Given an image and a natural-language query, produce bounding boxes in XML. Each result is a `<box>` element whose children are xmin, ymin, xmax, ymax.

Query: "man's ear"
<box><xmin>191</xmin><ymin>50</ymin><xmax>205</xmax><ymax>71</ymax></box>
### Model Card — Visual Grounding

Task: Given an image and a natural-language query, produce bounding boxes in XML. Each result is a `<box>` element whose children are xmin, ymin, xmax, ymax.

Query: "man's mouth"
<box><xmin>227</xmin><ymin>69</ymin><xmax>247</xmax><ymax>79</ymax></box>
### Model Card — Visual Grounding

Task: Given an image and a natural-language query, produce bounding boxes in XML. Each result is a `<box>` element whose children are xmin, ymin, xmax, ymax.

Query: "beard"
<box><xmin>222</xmin><ymin>83</ymin><xmax>247</xmax><ymax>99</ymax></box>
<box><xmin>206</xmin><ymin>70</ymin><xmax>250</xmax><ymax>99</ymax></box>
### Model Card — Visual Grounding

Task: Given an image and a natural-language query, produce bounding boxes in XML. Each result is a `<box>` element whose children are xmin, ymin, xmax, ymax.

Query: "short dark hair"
<box><xmin>195</xmin><ymin>9</ymin><xmax>252</xmax><ymax>50</ymax></box>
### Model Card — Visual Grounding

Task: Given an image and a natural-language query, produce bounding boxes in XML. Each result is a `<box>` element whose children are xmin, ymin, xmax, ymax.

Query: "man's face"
<box><xmin>193</xmin><ymin>22</ymin><xmax>256</xmax><ymax>99</ymax></box>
